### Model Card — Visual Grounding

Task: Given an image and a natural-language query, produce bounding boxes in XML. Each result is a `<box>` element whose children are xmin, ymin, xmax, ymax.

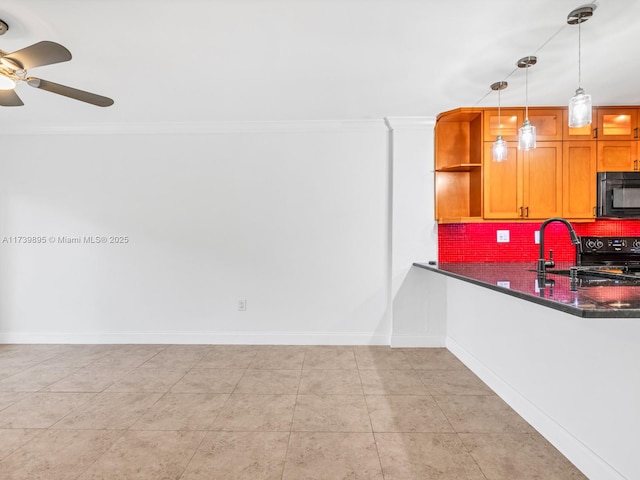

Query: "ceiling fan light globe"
<box><xmin>0</xmin><ymin>74</ymin><xmax>16</xmax><ymax>90</ymax></box>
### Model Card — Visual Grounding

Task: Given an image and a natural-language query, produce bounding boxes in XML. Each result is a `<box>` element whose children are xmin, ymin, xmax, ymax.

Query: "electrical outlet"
<box><xmin>497</xmin><ymin>230</ymin><xmax>510</xmax><ymax>243</ymax></box>
<box><xmin>497</xmin><ymin>281</ymin><xmax>511</xmax><ymax>289</ymax></box>
<box><xmin>534</xmin><ymin>231</ymin><xmax>540</xmax><ymax>244</ymax></box>
<box><xmin>238</xmin><ymin>299</ymin><xmax>247</xmax><ymax>311</ymax></box>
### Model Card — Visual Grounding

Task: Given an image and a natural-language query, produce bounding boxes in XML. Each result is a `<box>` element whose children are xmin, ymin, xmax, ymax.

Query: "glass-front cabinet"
<box><xmin>483</xmin><ymin>109</ymin><xmax>523</xmax><ymax>142</ymax></box>
<box><xmin>484</xmin><ymin>108</ymin><xmax>563</xmax><ymax>142</ymax></box>
<box><xmin>595</xmin><ymin>108</ymin><xmax>640</xmax><ymax>171</ymax></box>
<box><xmin>596</xmin><ymin>108</ymin><xmax>638</xmax><ymax>140</ymax></box>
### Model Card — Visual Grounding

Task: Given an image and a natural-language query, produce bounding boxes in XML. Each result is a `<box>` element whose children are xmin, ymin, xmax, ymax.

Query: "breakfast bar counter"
<box><xmin>413</xmin><ymin>261</ymin><xmax>640</xmax><ymax>318</ymax></box>
<box><xmin>411</xmin><ymin>261</ymin><xmax>640</xmax><ymax>479</ymax></box>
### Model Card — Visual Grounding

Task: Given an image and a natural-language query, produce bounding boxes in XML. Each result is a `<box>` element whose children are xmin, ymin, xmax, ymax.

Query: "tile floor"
<box><xmin>0</xmin><ymin>344</ymin><xmax>587</xmax><ymax>479</ymax></box>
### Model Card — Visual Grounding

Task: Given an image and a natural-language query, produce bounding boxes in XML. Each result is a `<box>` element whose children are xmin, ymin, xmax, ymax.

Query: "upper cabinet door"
<box><xmin>563</xmin><ymin>141</ymin><xmax>597</xmax><ymax>218</ymax></box>
<box><xmin>522</xmin><ymin>141</ymin><xmax>563</xmax><ymax>219</ymax></box>
<box><xmin>528</xmin><ymin>108</ymin><xmax>563</xmax><ymax>141</ymax></box>
<box><xmin>597</xmin><ymin>141</ymin><xmax>639</xmax><ymax>171</ymax></box>
<box><xmin>596</xmin><ymin>108</ymin><xmax>639</xmax><ymax>140</ymax></box>
<box><xmin>483</xmin><ymin>142</ymin><xmax>522</xmax><ymax>219</ymax></box>
<box><xmin>563</xmin><ymin>108</ymin><xmax>597</xmax><ymax>140</ymax></box>
<box><xmin>483</xmin><ymin>109</ymin><xmax>524</xmax><ymax>142</ymax></box>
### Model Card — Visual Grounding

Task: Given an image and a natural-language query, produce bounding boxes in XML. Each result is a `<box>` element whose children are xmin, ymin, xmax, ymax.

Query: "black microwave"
<box><xmin>597</xmin><ymin>172</ymin><xmax>640</xmax><ymax>218</ymax></box>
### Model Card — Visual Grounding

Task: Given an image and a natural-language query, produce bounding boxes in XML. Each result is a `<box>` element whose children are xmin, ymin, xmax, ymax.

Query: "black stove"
<box><xmin>578</xmin><ymin>236</ymin><xmax>640</xmax><ymax>270</ymax></box>
<box><xmin>543</xmin><ymin>236</ymin><xmax>640</xmax><ymax>287</ymax></box>
<box><xmin>542</xmin><ymin>236</ymin><xmax>640</xmax><ymax>287</ymax></box>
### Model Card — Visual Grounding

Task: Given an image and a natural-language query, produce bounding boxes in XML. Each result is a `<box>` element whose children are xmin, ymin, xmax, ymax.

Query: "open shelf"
<box><xmin>436</xmin><ymin>163</ymin><xmax>482</xmax><ymax>172</ymax></box>
<box><xmin>435</xmin><ymin>108</ymin><xmax>483</xmax><ymax>223</ymax></box>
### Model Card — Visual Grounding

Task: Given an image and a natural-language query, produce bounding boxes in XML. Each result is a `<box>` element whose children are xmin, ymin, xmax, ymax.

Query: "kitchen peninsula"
<box><xmin>415</xmin><ymin>261</ymin><xmax>640</xmax><ymax>317</ymax></box>
<box><xmin>429</xmin><ymin>101</ymin><xmax>640</xmax><ymax>479</ymax></box>
<box><xmin>411</xmin><ymin>261</ymin><xmax>639</xmax><ymax>480</ymax></box>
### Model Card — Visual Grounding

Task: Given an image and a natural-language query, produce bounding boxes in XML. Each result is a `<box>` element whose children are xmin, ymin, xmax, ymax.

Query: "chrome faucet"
<box><xmin>537</xmin><ymin>218</ymin><xmax>582</xmax><ymax>280</ymax></box>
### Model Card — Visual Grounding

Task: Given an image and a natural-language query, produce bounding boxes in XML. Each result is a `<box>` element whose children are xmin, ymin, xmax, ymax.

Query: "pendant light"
<box><xmin>567</xmin><ymin>4</ymin><xmax>596</xmax><ymax>128</ymax></box>
<box><xmin>491</xmin><ymin>81</ymin><xmax>508</xmax><ymax>162</ymax></box>
<box><xmin>517</xmin><ymin>56</ymin><xmax>537</xmax><ymax>151</ymax></box>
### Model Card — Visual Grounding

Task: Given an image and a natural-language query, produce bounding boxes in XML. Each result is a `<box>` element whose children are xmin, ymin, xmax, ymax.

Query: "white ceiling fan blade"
<box><xmin>3</xmin><ymin>41</ymin><xmax>71</xmax><ymax>70</ymax></box>
<box><xmin>27</xmin><ymin>77</ymin><xmax>114</xmax><ymax>107</ymax></box>
<box><xmin>0</xmin><ymin>88</ymin><xmax>23</xmax><ymax>106</ymax></box>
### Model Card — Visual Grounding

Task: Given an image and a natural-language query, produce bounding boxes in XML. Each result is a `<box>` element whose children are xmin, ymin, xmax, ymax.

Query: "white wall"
<box><xmin>427</xmin><ymin>271</ymin><xmax>639</xmax><ymax>480</ymax></box>
<box><xmin>0</xmin><ymin>121</ymin><xmax>395</xmax><ymax>344</ymax></box>
<box><xmin>386</xmin><ymin>117</ymin><xmax>443</xmax><ymax>347</ymax></box>
<box><xmin>391</xmin><ymin>267</ymin><xmax>446</xmax><ymax>346</ymax></box>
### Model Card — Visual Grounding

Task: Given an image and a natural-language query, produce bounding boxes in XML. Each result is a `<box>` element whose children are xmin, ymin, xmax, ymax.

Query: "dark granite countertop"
<box><xmin>413</xmin><ymin>261</ymin><xmax>640</xmax><ymax>318</ymax></box>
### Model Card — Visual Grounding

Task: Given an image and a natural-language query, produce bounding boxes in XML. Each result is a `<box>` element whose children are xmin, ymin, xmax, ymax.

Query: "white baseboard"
<box><xmin>390</xmin><ymin>334</ymin><xmax>446</xmax><ymax>348</ymax></box>
<box><xmin>446</xmin><ymin>337</ymin><xmax>627</xmax><ymax>480</ymax></box>
<box><xmin>0</xmin><ymin>331</ymin><xmax>391</xmax><ymax>346</ymax></box>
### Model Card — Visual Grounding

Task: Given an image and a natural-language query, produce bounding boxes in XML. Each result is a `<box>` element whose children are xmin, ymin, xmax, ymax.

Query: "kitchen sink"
<box><xmin>547</xmin><ymin>267</ymin><xmax>639</xmax><ymax>280</ymax></box>
<box><xmin>542</xmin><ymin>266</ymin><xmax>640</xmax><ymax>286</ymax></box>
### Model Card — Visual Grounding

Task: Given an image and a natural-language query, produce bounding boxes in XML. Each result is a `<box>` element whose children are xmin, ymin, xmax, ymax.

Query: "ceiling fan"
<box><xmin>0</xmin><ymin>19</ymin><xmax>113</xmax><ymax>107</ymax></box>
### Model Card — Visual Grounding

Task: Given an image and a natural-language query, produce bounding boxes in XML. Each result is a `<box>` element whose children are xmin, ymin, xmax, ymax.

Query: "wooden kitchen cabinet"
<box><xmin>563</xmin><ymin>141</ymin><xmax>597</xmax><ymax>219</ymax></box>
<box><xmin>483</xmin><ymin>141</ymin><xmax>563</xmax><ymax>219</ymax></box>
<box><xmin>597</xmin><ymin>141</ymin><xmax>639</xmax><ymax>171</ymax></box>
<box><xmin>483</xmin><ymin>107</ymin><xmax>562</xmax><ymax>142</ymax></box>
<box><xmin>523</xmin><ymin>141</ymin><xmax>563</xmax><ymax>218</ymax></box>
<box><xmin>596</xmin><ymin>108</ymin><xmax>638</xmax><ymax>140</ymax></box>
<box><xmin>595</xmin><ymin>108</ymin><xmax>640</xmax><ymax>171</ymax></box>
<box><xmin>483</xmin><ymin>142</ymin><xmax>519</xmax><ymax>219</ymax></box>
<box><xmin>434</xmin><ymin>108</ymin><xmax>484</xmax><ymax>223</ymax></box>
<box><xmin>529</xmin><ymin>108</ymin><xmax>563</xmax><ymax>141</ymax></box>
<box><xmin>434</xmin><ymin>105</ymin><xmax>640</xmax><ymax>224</ymax></box>
<box><xmin>483</xmin><ymin>108</ymin><xmax>523</xmax><ymax>142</ymax></box>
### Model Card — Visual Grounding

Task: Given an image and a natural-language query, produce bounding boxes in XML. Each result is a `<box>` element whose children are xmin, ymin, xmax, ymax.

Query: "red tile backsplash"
<box><xmin>438</xmin><ymin>220</ymin><xmax>640</xmax><ymax>263</ymax></box>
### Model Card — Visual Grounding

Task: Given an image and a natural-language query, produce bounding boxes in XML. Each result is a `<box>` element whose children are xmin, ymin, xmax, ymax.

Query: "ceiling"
<box><xmin>0</xmin><ymin>0</ymin><xmax>639</xmax><ymax>127</ymax></box>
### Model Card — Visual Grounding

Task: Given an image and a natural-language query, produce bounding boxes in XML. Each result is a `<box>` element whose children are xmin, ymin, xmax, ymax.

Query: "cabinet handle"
<box><xmin>635</xmin><ymin>127</ymin><xmax>639</xmax><ymax>139</ymax></box>
<box><xmin>519</xmin><ymin>206</ymin><xmax>523</xmax><ymax>217</ymax></box>
<box><xmin>593</xmin><ymin>206</ymin><xmax>596</xmax><ymax>217</ymax></box>
<box><xmin>635</xmin><ymin>159</ymin><xmax>639</xmax><ymax>171</ymax></box>
<box><xmin>525</xmin><ymin>206</ymin><xmax>529</xmax><ymax>218</ymax></box>
<box><xmin>593</xmin><ymin>127</ymin><xmax>598</xmax><ymax>139</ymax></box>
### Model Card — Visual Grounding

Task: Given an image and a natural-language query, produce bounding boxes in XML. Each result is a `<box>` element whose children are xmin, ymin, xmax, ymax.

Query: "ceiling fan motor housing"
<box><xmin>0</xmin><ymin>19</ymin><xmax>8</xmax><ymax>36</ymax></box>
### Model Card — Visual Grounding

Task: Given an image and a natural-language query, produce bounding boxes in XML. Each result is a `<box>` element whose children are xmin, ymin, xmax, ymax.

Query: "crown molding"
<box><xmin>0</xmin><ymin>119</ymin><xmax>388</xmax><ymax>136</ymax></box>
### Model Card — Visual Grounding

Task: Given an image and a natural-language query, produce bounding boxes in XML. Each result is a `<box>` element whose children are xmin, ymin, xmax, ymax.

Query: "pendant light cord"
<box><xmin>498</xmin><ymin>86</ymin><xmax>501</xmax><ymax>130</ymax></box>
<box><xmin>525</xmin><ymin>61</ymin><xmax>529</xmax><ymax>119</ymax></box>
<box><xmin>473</xmin><ymin>22</ymin><xmax>566</xmax><ymax>107</ymax></box>
<box><xmin>578</xmin><ymin>20</ymin><xmax>582</xmax><ymax>88</ymax></box>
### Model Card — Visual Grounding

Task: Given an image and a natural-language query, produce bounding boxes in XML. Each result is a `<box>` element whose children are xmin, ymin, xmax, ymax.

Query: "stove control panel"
<box><xmin>581</xmin><ymin>236</ymin><xmax>640</xmax><ymax>253</ymax></box>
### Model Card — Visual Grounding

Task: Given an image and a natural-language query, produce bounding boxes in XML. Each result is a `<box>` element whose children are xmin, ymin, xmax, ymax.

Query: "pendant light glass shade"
<box><xmin>567</xmin><ymin>5</ymin><xmax>595</xmax><ymax>128</ymax></box>
<box><xmin>492</xmin><ymin>135</ymin><xmax>508</xmax><ymax>162</ymax></box>
<box><xmin>490</xmin><ymin>81</ymin><xmax>508</xmax><ymax>162</ymax></box>
<box><xmin>568</xmin><ymin>87</ymin><xmax>592</xmax><ymax>127</ymax></box>
<box><xmin>517</xmin><ymin>56</ymin><xmax>536</xmax><ymax>151</ymax></box>
<box><xmin>518</xmin><ymin>120</ymin><xmax>536</xmax><ymax>150</ymax></box>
